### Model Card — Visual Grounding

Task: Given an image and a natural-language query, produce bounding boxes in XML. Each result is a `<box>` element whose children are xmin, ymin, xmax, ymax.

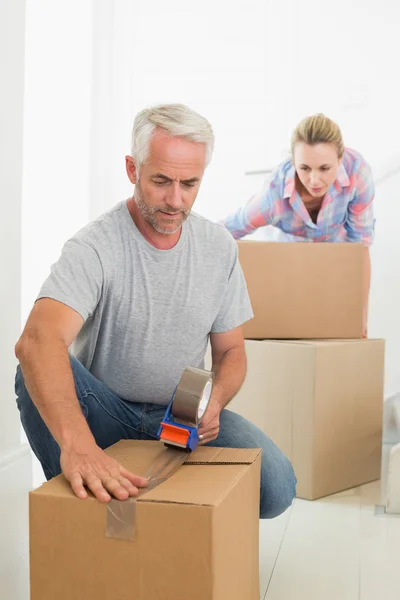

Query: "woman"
<box><xmin>222</xmin><ymin>114</ymin><xmax>374</xmax><ymax>335</ymax></box>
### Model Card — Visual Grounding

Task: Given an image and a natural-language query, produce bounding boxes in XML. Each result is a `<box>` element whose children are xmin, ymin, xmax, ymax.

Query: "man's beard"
<box><xmin>134</xmin><ymin>183</ymin><xmax>190</xmax><ymax>235</ymax></box>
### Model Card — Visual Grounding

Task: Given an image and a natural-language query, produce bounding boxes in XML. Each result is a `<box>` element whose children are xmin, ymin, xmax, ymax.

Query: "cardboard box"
<box><xmin>30</xmin><ymin>441</ymin><xmax>261</xmax><ymax>600</ymax></box>
<box><xmin>226</xmin><ymin>339</ymin><xmax>384</xmax><ymax>500</ymax></box>
<box><xmin>238</xmin><ymin>241</ymin><xmax>365</xmax><ymax>339</ymax></box>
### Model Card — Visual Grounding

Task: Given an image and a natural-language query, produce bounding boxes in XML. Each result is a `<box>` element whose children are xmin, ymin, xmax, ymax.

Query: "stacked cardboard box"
<box><xmin>238</xmin><ymin>241</ymin><xmax>365</xmax><ymax>340</ymax></box>
<box><xmin>231</xmin><ymin>241</ymin><xmax>385</xmax><ymax>500</ymax></box>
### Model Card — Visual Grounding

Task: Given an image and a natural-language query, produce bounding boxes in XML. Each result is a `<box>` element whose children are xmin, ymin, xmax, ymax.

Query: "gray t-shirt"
<box><xmin>38</xmin><ymin>201</ymin><xmax>253</xmax><ymax>405</ymax></box>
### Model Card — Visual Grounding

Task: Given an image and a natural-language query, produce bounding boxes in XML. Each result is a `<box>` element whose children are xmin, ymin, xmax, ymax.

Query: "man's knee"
<box><xmin>259</xmin><ymin>454</ymin><xmax>297</xmax><ymax>519</ymax></box>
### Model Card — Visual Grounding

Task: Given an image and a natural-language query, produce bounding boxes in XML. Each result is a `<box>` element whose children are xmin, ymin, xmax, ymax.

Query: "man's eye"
<box><xmin>154</xmin><ymin>180</ymin><xmax>167</xmax><ymax>186</ymax></box>
<box><xmin>183</xmin><ymin>182</ymin><xmax>195</xmax><ymax>188</ymax></box>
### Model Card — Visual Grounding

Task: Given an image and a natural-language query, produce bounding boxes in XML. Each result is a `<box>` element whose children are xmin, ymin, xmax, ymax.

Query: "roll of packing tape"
<box><xmin>106</xmin><ymin>366</ymin><xmax>213</xmax><ymax>541</ymax></box>
<box><xmin>171</xmin><ymin>366</ymin><xmax>213</xmax><ymax>427</ymax></box>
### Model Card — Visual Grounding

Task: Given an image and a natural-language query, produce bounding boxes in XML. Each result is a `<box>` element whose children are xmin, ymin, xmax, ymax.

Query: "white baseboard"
<box><xmin>386</xmin><ymin>443</ymin><xmax>400</xmax><ymax>514</ymax></box>
<box><xmin>392</xmin><ymin>397</ymin><xmax>400</xmax><ymax>431</ymax></box>
<box><xmin>0</xmin><ymin>443</ymin><xmax>31</xmax><ymax>470</ymax></box>
<box><xmin>0</xmin><ymin>444</ymin><xmax>32</xmax><ymax>600</ymax></box>
<box><xmin>383</xmin><ymin>393</ymin><xmax>400</xmax><ymax>444</ymax></box>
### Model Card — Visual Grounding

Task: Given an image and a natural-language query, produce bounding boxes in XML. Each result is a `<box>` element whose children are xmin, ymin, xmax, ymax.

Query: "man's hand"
<box><xmin>60</xmin><ymin>442</ymin><xmax>148</xmax><ymax>503</ymax></box>
<box><xmin>198</xmin><ymin>400</ymin><xmax>221</xmax><ymax>445</ymax></box>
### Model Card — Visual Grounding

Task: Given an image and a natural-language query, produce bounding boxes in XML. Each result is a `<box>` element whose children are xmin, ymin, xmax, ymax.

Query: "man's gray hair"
<box><xmin>131</xmin><ymin>104</ymin><xmax>214</xmax><ymax>168</ymax></box>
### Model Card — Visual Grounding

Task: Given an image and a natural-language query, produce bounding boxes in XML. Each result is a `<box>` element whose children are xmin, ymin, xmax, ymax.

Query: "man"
<box><xmin>15</xmin><ymin>104</ymin><xmax>296</xmax><ymax>518</ymax></box>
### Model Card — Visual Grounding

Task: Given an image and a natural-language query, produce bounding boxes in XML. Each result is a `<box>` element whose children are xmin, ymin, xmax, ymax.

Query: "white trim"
<box><xmin>393</xmin><ymin>396</ymin><xmax>400</xmax><ymax>431</ymax></box>
<box><xmin>0</xmin><ymin>444</ymin><xmax>31</xmax><ymax>472</ymax></box>
<box><xmin>0</xmin><ymin>444</ymin><xmax>31</xmax><ymax>600</ymax></box>
<box><xmin>89</xmin><ymin>0</ymin><xmax>135</xmax><ymax>219</ymax></box>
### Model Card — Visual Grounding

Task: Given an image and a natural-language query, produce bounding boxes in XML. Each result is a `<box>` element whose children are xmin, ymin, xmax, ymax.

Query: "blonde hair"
<box><xmin>131</xmin><ymin>104</ymin><xmax>214</xmax><ymax>168</ymax></box>
<box><xmin>291</xmin><ymin>114</ymin><xmax>344</xmax><ymax>158</ymax></box>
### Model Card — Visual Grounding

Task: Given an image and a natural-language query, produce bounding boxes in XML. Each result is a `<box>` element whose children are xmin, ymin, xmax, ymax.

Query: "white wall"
<box><xmin>1</xmin><ymin>0</ymin><xmax>25</xmax><ymax>455</ymax></box>
<box><xmin>89</xmin><ymin>0</ymin><xmax>270</xmax><ymax>222</ymax></box>
<box><xmin>0</xmin><ymin>1</ymin><xmax>32</xmax><ymax>598</ymax></box>
<box><xmin>264</xmin><ymin>0</ymin><xmax>400</xmax><ymax>167</ymax></box>
<box><xmin>369</xmin><ymin>165</ymin><xmax>400</xmax><ymax>399</ymax></box>
<box><xmin>89</xmin><ymin>0</ymin><xmax>136</xmax><ymax>217</ymax></box>
<box><xmin>22</xmin><ymin>0</ymin><xmax>93</xmax><ymax>325</ymax></box>
<box><xmin>22</xmin><ymin>0</ymin><xmax>96</xmax><ymax>488</ymax></box>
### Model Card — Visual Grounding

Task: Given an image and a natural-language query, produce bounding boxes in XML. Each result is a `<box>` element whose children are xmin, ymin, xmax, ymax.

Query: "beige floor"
<box><xmin>259</xmin><ymin>444</ymin><xmax>400</xmax><ymax>600</ymax></box>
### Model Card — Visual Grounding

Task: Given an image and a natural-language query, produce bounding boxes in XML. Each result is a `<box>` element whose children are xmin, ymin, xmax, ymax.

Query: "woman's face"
<box><xmin>293</xmin><ymin>142</ymin><xmax>341</xmax><ymax>198</ymax></box>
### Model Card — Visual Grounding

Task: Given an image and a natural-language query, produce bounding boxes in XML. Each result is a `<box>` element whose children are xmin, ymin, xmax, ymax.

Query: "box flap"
<box><xmin>175</xmin><ymin>445</ymin><xmax>260</xmax><ymax>465</ymax></box>
<box><xmin>108</xmin><ymin>440</ymin><xmax>261</xmax><ymax>465</ymax></box>
<box><xmin>30</xmin><ymin>441</ymin><xmax>262</xmax><ymax>507</ymax></box>
<box><xmin>112</xmin><ymin>442</ymin><xmax>261</xmax><ymax>507</ymax></box>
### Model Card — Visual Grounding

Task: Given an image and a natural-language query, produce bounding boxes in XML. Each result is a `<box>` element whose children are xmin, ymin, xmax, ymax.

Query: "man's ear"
<box><xmin>125</xmin><ymin>155</ymin><xmax>138</xmax><ymax>184</ymax></box>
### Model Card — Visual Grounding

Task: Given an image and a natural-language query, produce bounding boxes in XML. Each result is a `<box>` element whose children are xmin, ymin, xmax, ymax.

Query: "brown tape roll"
<box><xmin>171</xmin><ymin>366</ymin><xmax>213</xmax><ymax>427</ymax></box>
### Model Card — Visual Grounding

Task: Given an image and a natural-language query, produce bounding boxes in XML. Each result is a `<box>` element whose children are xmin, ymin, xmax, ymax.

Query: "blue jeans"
<box><xmin>15</xmin><ymin>356</ymin><xmax>296</xmax><ymax>518</ymax></box>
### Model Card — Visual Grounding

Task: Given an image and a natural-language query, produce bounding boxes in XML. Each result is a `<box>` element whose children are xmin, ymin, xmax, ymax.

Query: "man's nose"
<box><xmin>166</xmin><ymin>182</ymin><xmax>183</xmax><ymax>210</ymax></box>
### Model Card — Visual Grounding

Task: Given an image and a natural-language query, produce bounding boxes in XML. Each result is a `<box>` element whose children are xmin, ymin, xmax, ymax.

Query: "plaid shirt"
<box><xmin>223</xmin><ymin>147</ymin><xmax>375</xmax><ymax>246</ymax></box>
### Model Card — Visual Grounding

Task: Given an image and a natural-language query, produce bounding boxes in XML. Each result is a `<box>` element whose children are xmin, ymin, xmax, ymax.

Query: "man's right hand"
<box><xmin>60</xmin><ymin>442</ymin><xmax>148</xmax><ymax>503</ymax></box>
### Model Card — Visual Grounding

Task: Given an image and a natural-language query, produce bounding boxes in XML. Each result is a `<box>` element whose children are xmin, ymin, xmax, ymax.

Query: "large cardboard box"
<box><xmin>238</xmin><ymin>241</ymin><xmax>365</xmax><ymax>339</ymax></box>
<box><xmin>227</xmin><ymin>339</ymin><xmax>384</xmax><ymax>500</ymax></box>
<box><xmin>30</xmin><ymin>441</ymin><xmax>261</xmax><ymax>600</ymax></box>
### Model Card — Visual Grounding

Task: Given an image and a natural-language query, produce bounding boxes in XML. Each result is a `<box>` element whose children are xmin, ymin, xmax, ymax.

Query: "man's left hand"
<box><xmin>198</xmin><ymin>400</ymin><xmax>221</xmax><ymax>445</ymax></box>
